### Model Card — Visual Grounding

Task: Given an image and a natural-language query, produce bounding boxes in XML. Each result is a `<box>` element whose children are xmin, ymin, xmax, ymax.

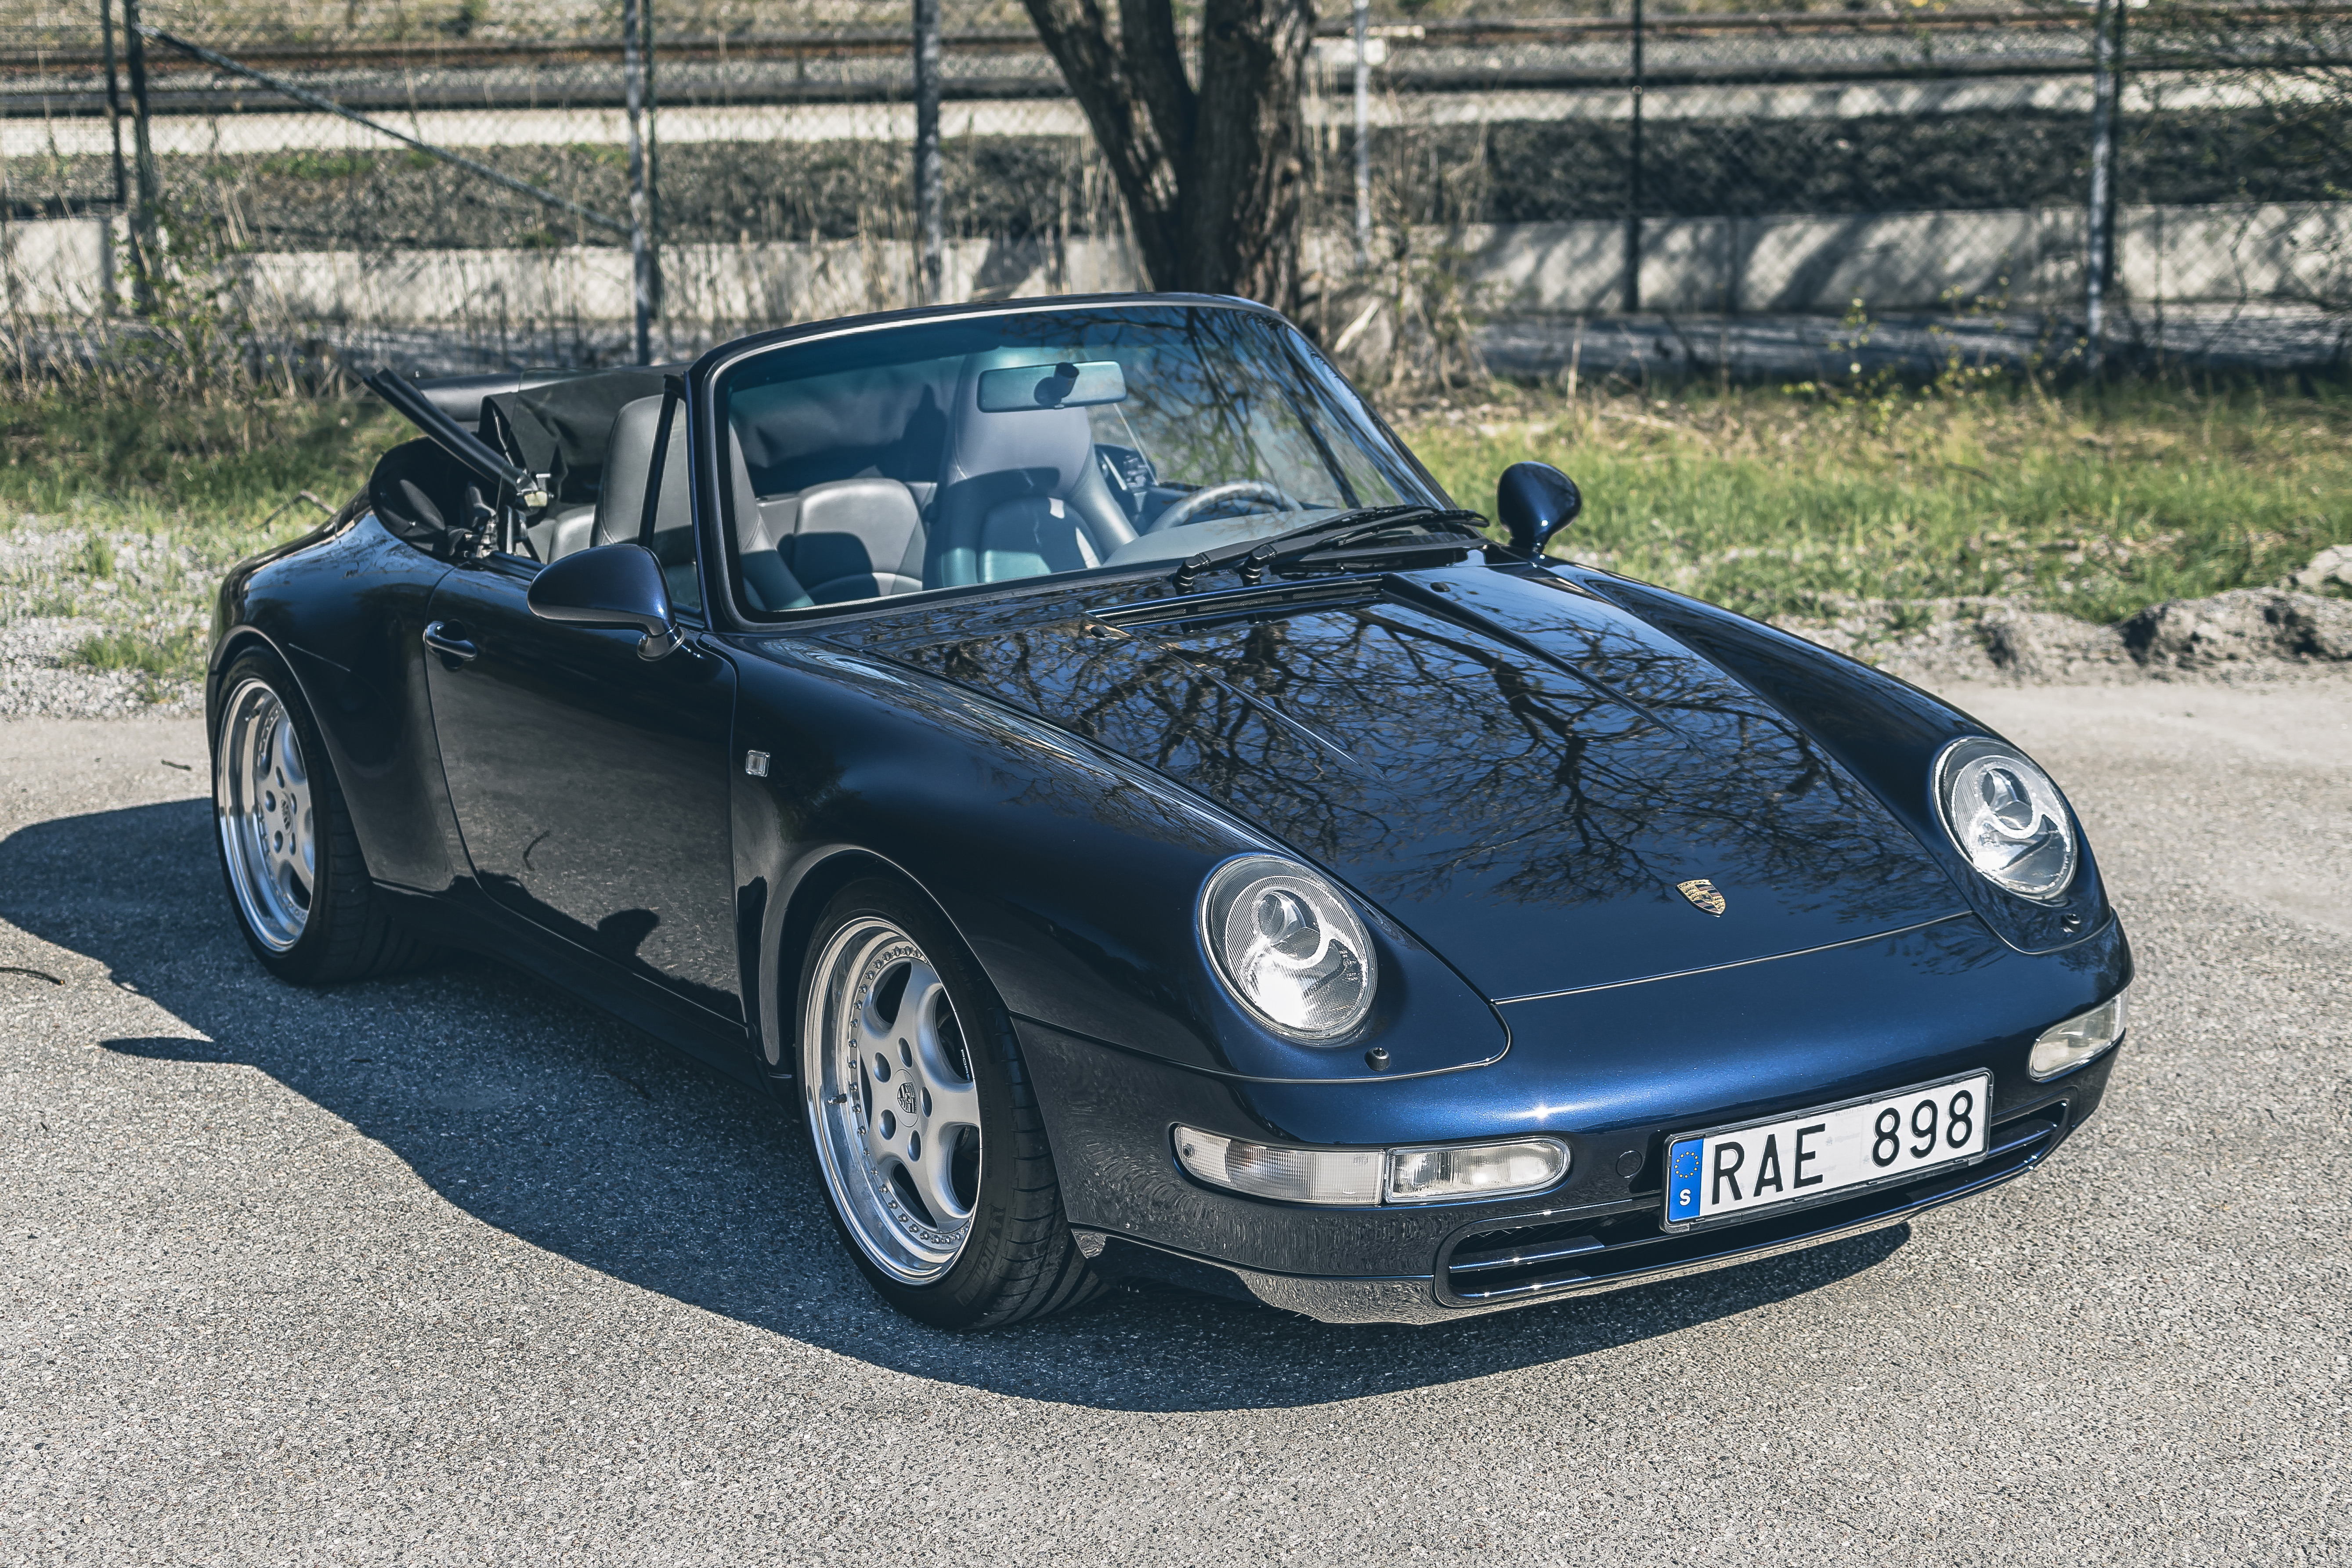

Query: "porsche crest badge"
<box><xmin>1676</xmin><ymin>878</ymin><xmax>1727</xmax><ymax>917</ymax></box>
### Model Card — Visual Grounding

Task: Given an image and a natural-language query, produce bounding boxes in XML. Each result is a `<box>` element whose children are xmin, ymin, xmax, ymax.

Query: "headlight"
<box><xmin>1175</xmin><ymin>1127</ymin><xmax>1569</xmax><ymax>1207</ymax></box>
<box><xmin>1198</xmin><ymin>855</ymin><xmax>1377</xmax><ymax>1041</ymax></box>
<box><xmin>1933</xmin><ymin>737</ymin><xmax>2078</xmax><ymax>900</ymax></box>
<box><xmin>2030</xmin><ymin>987</ymin><xmax>2129</xmax><ymax>1080</ymax></box>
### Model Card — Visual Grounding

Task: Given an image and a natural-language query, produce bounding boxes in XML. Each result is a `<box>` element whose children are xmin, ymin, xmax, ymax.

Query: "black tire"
<box><xmin>796</xmin><ymin>875</ymin><xmax>1103</xmax><ymax>1330</ymax></box>
<box><xmin>210</xmin><ymin>647</ymin><xmax>436</xmax><ymax>986</ymax></box>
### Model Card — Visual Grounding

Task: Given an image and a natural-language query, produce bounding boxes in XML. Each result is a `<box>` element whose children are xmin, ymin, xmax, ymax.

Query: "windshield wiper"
<box><xmin>1169</xmin><ymin>506</ymin><xmax>1491</xmax><ymax>592</ymax></box>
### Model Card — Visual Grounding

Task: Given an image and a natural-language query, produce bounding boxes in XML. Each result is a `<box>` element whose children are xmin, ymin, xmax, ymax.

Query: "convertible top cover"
<box><xmin>478</xmin><ymin>368</ymin><xmax>671</xmax><ymax>506</ymax></box>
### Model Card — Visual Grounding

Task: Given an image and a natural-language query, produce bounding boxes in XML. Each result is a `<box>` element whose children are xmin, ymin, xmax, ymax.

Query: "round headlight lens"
<box><xmin>1934</xmin><ymin>737</ymin><xmax>2078</xmax><ymax>900</ymax></box>
<box><xmin>1199</xmin><ymin>855</ymin><xmax>1378</xmax><ymax>1041</ymax></box>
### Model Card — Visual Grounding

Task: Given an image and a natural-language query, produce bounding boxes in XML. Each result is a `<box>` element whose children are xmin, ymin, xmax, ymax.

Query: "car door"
<box><xmin>419</xmin><ymin>542</ymin><xmax>741</xmax><ymax>1024</ymax></box>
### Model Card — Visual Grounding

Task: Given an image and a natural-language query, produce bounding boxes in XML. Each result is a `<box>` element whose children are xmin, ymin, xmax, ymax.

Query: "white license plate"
<box><xmin>1664</xmin><ymin>1071</ymin><xmax>1992</xmax><ymax>1230</ymax></box>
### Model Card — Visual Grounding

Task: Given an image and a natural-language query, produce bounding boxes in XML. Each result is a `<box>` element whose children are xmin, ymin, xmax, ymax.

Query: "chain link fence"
<box><xmin>0</xmin><ymin>0</ymin><xmax>2345</xmax><ymax>379</ymax></box>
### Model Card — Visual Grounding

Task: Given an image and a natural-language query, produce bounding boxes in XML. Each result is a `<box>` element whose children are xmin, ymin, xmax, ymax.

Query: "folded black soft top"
<box><xmin>405</xmin><ymin>365</ymin><xmax>680</xmax><ymax>506</ymax></box>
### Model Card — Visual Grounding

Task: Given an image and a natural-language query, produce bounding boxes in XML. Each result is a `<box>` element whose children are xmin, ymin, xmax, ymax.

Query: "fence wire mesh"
<box><xmin>0</xmin><ymin>0</ymin><xmax>2344</xmax><ymax>377</ymax></box>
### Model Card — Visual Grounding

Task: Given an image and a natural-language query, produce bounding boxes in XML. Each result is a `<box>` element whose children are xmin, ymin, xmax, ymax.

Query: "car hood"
<box><xmin>853</xmin><ymin>564</ymin><xmax>1969</xmax><ymax>1001</ymax></box>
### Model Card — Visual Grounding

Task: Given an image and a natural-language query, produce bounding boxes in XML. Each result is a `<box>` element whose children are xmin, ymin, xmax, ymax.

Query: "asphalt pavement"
<box><xmin>2</xmin><ymin>679</ymin><xmax>2347</xmax><ymax>1565</ymax></box>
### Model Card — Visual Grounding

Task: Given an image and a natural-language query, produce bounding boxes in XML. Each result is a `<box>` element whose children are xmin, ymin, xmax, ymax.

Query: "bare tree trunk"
<box><xmin>1182</xmin><ymin>0</ymin><xmax>1314</xmax><ymax>308</ymax></box>
<box><xmin>1018</xmin><ymin>0</ymin><xmax>1189</xmax><ymax>290</ymax></box>
<box><xmin>1017</xmin><ymin>0</ymin><xmax>1313</xmax><ymax>312</ymax></box>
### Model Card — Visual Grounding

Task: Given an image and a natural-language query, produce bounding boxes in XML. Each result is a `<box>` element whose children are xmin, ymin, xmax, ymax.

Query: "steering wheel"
<box><xmin>1145</xmin><ymin>479</ymin><xmax>1303</xmax><ymax>534</ymax></box>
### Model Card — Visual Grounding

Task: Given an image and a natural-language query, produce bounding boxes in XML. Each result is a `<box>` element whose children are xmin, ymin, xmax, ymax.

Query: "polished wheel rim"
<box><xmin>215</xmin><ymin>677</ymin><xmax>315</xmax><ymax>952</ymax></box>
<box><xmin>804</xmin><ymin>918</ymin><xmax>983</xmax><ymax>1285</ymax></box>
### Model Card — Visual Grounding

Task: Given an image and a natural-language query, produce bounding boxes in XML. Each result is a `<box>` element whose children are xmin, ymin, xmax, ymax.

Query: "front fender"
<box><xmin>1570</xmin><ymin>569</ymin><xmax>2114</xmax><ymax>955</ymax></box>
<box><xmin>726</xmin><ymin>639</ymin><xmax>1509</xmax><ymax>1087</ymax></box>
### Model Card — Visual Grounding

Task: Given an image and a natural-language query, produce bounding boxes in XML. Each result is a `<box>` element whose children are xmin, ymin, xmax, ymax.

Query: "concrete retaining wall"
<box><xmin>2</xmin><ymin>201</ymin><xmax>2340</xmax><ymax>325</ymax></box>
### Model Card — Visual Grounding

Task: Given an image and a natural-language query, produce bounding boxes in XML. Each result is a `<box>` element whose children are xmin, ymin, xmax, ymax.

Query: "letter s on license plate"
<box><xmin>1663</xmin><ymin>1071</ymin><xmax>1992</xmax><ymax>1230</ymax></box>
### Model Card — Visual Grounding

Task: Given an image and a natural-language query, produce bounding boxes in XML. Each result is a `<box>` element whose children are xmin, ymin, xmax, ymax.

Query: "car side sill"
<box><xmin>372</xmin><ymin>883</ymin><xmax>768</xmax><ymax>1092</ymax></box>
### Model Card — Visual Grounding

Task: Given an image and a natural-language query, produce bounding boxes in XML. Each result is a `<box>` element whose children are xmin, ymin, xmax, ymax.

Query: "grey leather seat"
<box><xmin>595</xmin><ymin>395</ymin><xmax>701</xmax><ymax>612</ymax></box>
<box><xmin>741</xmin><ymin>477</ymin><xmax>926</xmax><ymax>605</ymax></box>
<box><xmin>527</xmin><ymin>503</ymin><xmax>596</xmax><ymax>563</ymax></box>
<box><xmin>723</xmin><ymin>364</ymin><xmax>949</xmax><ymax>609</ymax></box>
<box><xmin>929</xmin><ymin>358</ymin><xmax>1136</xmax><ymax>588</ymax></box>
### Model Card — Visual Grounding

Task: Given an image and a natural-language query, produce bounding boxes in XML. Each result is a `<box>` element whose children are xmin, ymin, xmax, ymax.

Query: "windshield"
<box><xmin>713</xmin><ymin>303</ymin><xmax>1448</xmax><ymax>615</ymax></box>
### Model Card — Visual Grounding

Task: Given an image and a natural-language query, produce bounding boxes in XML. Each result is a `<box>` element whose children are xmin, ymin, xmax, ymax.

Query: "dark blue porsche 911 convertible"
<box><xmin>208</xmin><ymin>295</ymin><xmax>2131</xmax><ymax>1328</ymax></box>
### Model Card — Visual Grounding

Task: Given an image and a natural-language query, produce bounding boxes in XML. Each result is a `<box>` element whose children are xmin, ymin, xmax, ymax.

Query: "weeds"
<box><xmin>1408</xmin><ymin>370</ymin><xmax>2352</xmax><ymax>626</ymax></box>
<box><xmin>69</xmin><ymin>626</ymin><xmax>202</xmax><ymax>681</ymax></box>
<box><xmin>63</xmin><ymin>624</ymin><xmax>207</xmax><ymax>702</ymax></box>
<box><xmin>0</xmin><ymin>394</ymin><xmax>383</xmax><ymax>709</ymax></box>
<box><xmin>0</xmin><ymin>396</ymin><xmax>393</xmax><ymax>529</ymax></box>
<box><xmin>2</xmin><ymin>369</ymin><xmax>2347</xmax><ymax>713</ymax></box>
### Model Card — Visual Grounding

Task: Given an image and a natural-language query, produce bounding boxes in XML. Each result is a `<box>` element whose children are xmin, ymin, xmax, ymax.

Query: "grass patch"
<box><xmin>0</xmin><ymin>394</ymin><xmax>394</xmax><ymax>532</ymax></box>
<box><xmin>76</xmin><ymin>532</ymin><xmax>114</xmax><ymax>578</ymax></box>
<box><xmin>69</xmin><ymin>626</ymin><xmax>201</xmax><ymax>677</ymax></box>
<box><xmin>0</xmin><ymin>394</ymin><xmax>394</xmax><ymax>708</ymax></box>
<box><xmin>1404</xmin><ymin>373</ymin><xmax>2352</xmax><ymax>625</ymax></box>
<box><xmin>66</xmin><ymin>626</ymin><xmax>206</xmax><ymax>698</ymax></box>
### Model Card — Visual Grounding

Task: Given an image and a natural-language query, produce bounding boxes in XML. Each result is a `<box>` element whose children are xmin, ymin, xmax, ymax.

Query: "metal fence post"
<box><xmin>2085</xmin><ymin>0</ymin><xmax>2123</xmax><ymax>374</ymax></box>
<box><xmin>98</xmin><ymin>0</ymin><xmax>126</xmax><ymax>209</ymax></box>
<box><xmin>643</xmin><ymin>0</ymin><xmax>661</xmax><ymax>322</ymax></box>
<box><xmin>1353</xmin><ymin>0</ymin><xmax>1371</xmax><ymax>270</ymax></box>
<box><xmin>913</xmin><ymin>0</ymin><xmax>943</xmax><ymax>305</ymax></box>
<box><xmin>622</xmin><ymin>0</ymin><xmax>653</xmax><ymax>364</ymax></box>
<box><xmin>118</xmin><ymin>0</ymin><xmax>159</xmax><ymax>314</ymax></box>
<box><xmin>1625</xmin><ymin>0</ymin><xmax>1644</xmax><ymax>315</ymax></box>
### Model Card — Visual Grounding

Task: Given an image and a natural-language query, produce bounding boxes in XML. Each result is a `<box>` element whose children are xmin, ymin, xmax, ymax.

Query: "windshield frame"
<box><xmin>688</xmin><ymin>294</ymin><xmax>1456</xmax><ymax>631</ymax></box>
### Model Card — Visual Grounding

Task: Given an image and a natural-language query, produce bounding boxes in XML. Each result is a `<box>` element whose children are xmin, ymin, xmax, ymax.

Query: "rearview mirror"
<box><xmin>526</xmin><ymin>543</ymin><xmax>683</xmax><ymax>660</ymax></box>
<box><xmin>1496</xmin><ymin>462</ymin><xmax>1582</xmax><ymax>560</ymax></box>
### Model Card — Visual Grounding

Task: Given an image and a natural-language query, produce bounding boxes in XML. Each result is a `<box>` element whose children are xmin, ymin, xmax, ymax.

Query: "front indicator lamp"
<box><xmin>1174</xmin><ymin>1128</ymin><xmax>1384</xmax><ymax>1205</ymax></box>
<box><xmin>1386</xmin><ymin>1139</ymin><xmax>1571</xmax><ymax>1204</ymax></box>
<box><xmin>1175</xmin><ymin>1127</ymin><xmax>1569</xmax><ymax>1207</ymax></box>
<box><xmin>2029</xmin><ymin>987</ymin><xmax>2130</xmax><ymax>1080</ymax></box>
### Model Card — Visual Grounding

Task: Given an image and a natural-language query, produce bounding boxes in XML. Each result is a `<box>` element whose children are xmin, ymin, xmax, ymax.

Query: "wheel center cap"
<box><xmin>896</xmin><ymin>1079</ymin><xmax>918</xmax><ymax>1117</ymax></box>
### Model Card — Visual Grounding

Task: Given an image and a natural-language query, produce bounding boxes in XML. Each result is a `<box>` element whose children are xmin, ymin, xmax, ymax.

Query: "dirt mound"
<box><xmin>1797</xmin><ymin>588</ymin><xmax>2352</xmax><ymax>690</ymax></box>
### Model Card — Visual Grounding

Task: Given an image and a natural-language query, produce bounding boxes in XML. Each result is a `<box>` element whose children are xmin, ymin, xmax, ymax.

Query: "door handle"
<box><xmin>423</xmin><ymin>621</ymin><xmax>480</xmax><ymax>665</ymax></box>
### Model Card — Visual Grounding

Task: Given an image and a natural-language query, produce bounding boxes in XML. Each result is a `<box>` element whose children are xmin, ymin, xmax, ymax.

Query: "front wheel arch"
<box><xmin>757</xmin><ymin>845</ymin><xmax>977</xmax><ymax>1080</ymax></box>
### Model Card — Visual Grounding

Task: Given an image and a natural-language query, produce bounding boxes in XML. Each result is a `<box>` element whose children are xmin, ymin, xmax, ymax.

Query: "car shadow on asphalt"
<box><xmin>9</xmin><ymin>799</ymin><xmax>1910</xmax><ymax>1413</ymax></box>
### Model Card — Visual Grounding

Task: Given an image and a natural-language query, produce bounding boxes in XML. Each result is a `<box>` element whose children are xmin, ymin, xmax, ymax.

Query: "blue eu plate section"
<box><xmin>1667</xmin><ymin>1140</ymin><xmax>1705</xmax><ymax>1224</ymax></box>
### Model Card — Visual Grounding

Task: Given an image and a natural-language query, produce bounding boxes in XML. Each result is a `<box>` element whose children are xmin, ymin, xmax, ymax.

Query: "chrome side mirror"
<box><xmin>1496</xmin><ymin>462</ymin><xmax>1582</xmax><ymax>560</ymax></box>
<box><xmin>526</xmin><ymin>543</ymin><xmax>683</xmax><ymax>660</ymax></box>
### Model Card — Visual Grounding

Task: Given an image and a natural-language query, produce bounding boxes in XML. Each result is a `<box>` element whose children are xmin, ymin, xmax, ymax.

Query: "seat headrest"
<box><xmin>942</xmin><ymin>357</ymin><xmax>1094</xmax><ymax>498</ymax></box>
<box><xmin>594</xmin><ymin>394</ymin><xmax>690</xmax><ymax>549</ymax></box>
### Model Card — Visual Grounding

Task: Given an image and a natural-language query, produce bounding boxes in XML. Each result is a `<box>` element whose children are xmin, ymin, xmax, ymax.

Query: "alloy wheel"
<box><xmin>215</xmin><ymin>677</ymin><xmax>316</xmax><ymax>952</ymax></box>
<box><xmin>804</xmin><ymin>917</ymin><xmax>984</xmax><ymax>1285</ymax></box>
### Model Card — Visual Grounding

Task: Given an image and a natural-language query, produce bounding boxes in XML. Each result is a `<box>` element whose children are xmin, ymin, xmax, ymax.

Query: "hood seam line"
<box><xmin>1491</xmin><ymin>910</ymin><xmax>1979</xmax><ymax>1006</ymax></box>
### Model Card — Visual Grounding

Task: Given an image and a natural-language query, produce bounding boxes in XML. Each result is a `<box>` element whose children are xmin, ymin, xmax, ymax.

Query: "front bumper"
<box><xmin>1021</xmin><ymin>987</ymin><xmax>2126</xmax><ymax>1316</ymax></box>
<box><xmin>1202</xmin><ymin>1074</ymin><xmax>2104</xmax><ymax>1322</ymax></box>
